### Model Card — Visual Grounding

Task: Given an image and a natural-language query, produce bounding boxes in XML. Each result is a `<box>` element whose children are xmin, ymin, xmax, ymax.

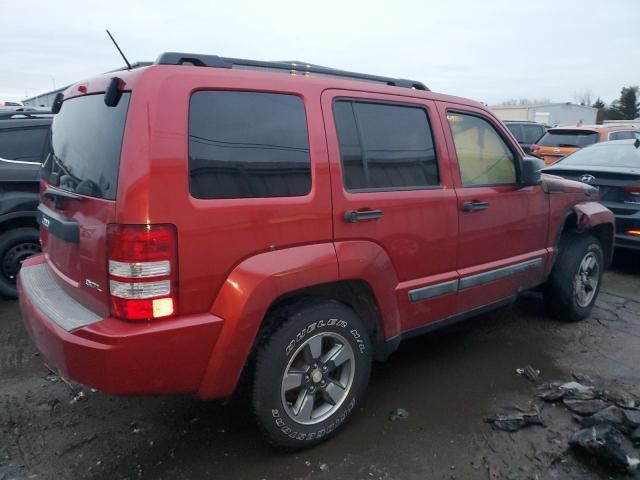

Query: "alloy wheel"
<box><xmin>573</xmin><ymin>251</ymin><xmax>599</xmax><ymax>308</ymax></box>
<box><xmin>280</xmin><ymin>331</ymin><xmax>355</xmax><ymax>425</ymax></box>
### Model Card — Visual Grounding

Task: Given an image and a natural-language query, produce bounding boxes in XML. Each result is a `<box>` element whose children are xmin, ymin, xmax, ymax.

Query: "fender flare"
<box><xmin>196</xmin><ymin>243</ymin><xmax>340</xmax><ymax>399</ymax></box>
<box><xmin>553</xmin><ymin>201</ymin><xmax>615</xmax><ymax>268</ymax></box>
<box><xmin>572</xmin><ymin>201</ymin><xmax>615</xmax><ymax>231</ymax></box>
<box><xmin>195</xmin><ymin>240</ymin><xmax>403</xmax><ymax>399</ymax></box>
<box><xmin>333</xmin><ymin>240</ymin><xmax>402</xmax><ymax>340</ymax></box>
<box><xmin>573</xmin><ymin>201</ymin><xmax>615</xmax><ymax>266</ymax></box>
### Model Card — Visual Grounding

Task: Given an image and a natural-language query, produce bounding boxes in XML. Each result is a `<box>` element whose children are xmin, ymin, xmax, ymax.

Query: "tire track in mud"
<box><xmin>0</xmin><ymin>345</ymin><xmax>28</xmax><ymax>376</ymax></box>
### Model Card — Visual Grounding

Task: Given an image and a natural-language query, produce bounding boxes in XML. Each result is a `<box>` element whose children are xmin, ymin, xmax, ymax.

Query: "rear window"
<box><xmin>538</xmin><ymin>130</ymin><xmax>598</xmax><ymax>148</ymax></box>
<box><xmin>0</xmin><ymin>126</ymin><xmax>49</xmax><ymax>163</ymax></box>
<box><xmin>188</xmin><ymin>91</ymin><xmax>311</xmax><ymax>199</ymax></box>
<box><xmin>559</xmin><ymin>143</ymin><xmax>640</xmax><ymax>168</ymax></box>
<box><xmin>50</xmin><ymin>93</ymin><xmax>130</xmax><ymax>200</ymax></box>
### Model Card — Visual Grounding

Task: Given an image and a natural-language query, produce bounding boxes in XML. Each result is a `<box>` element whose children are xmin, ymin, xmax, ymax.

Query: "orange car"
<box><xmin>531</xmin><ymin>125</ymin><xmax>640</xmax><ymax>165</ymax></box>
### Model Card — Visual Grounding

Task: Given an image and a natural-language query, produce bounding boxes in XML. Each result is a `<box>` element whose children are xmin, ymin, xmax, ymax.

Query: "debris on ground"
<box><xmin>515</xmin><ymin>365</ymin><xmax>540</xmax><ymax>383</ymax></box>
<box><xmin>569</xmin><ymin>425</ymin><xmax>640</xmax><ymax>472</ymax></box>
<box><xmin>537</xmin><ymin>381</ymin><xmax>597</xmax><ymax>402</ymax></box>
<box><xmin>318</xmin><ymin>463</ymin><xmax>329</xmax><ymax>471</ymax></box>
<box><xmin>485</xmin><ymin>406</ymin><xmax>544</xmax><ymax>432</ymax></box>
<box><xmin>562</xmin><ymin>398</ymin><xmax>608</xmax><ymax>416</ymax></box>
<box><xmin>70</xmin><ymin>391</ymin><xmax>87</xmax><ymax>404</ymax></box>
<box><xmin>623</xmin><ymin>409</ymin><xmax>640</xmax><ymax>428</ymax></box>
<box><xmin>500</xmin><ymin>373</ymin><xmax>640</xmax><ymax>474</ymax></box>
<box><xmin>580</xmin><ymin>405</ymin><xmax>640</xmax><ymax>436</ymax></box>
<box><xmin>389</xmin><ymin>408</ymin><xmax>409</xmax><ymax>421</ymax></box>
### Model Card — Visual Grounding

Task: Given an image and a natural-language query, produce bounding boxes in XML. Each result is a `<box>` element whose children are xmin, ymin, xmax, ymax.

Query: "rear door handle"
<box><xmin>462</xmin><ymin>201</ymin><xmax>489</xmax><ymax>212</ymax></box>
<box><xmin>344</xmin><ymin>209</ymin><xmax>384</xmax><ymax>223</ymax></box>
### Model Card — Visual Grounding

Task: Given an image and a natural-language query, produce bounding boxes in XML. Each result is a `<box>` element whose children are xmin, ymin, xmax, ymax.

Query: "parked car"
<box><xmin>531</xmin><ymin>124</ymin><xmax>640</xmax><ymax>165</ymax></box>
<box><xmin>0</xmin><ymin>111</ymin><xmax>52</xmax><ymax>297</ymax></box>
<box><xmin>503</xmin><ymin>120</ymin><xmax>548</xmax><ymax>154</ymax></box>
<box><xmin>543</xmin><ymin>139</ymin><xmax>640</xmax><ymax>251</ymax></box>
<box><xmin>18</xmin><ymin>53</ymin><xmax>614</xmax><ymax>450</ymax></box>
<box><xmin>0</xmin><ymin>100</ymin><xmax>24</xmax><ymax>110</ymax></box>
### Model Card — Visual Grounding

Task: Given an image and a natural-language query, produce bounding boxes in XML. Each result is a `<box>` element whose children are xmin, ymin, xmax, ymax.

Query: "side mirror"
<box><xmin>520</xmin><ymin>156</ymin><xmax>544</xmax><ymax>186</ymax></box>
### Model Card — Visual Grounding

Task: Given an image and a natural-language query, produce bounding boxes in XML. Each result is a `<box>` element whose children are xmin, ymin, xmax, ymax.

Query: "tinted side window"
<box><xmin>505</xmin><ymin>124</ymin><xmax>523</xmax><ymax>143</ymax></box>
<box><xmin>189</xmin><ymin>92</ymin><xmax>310</xmax><ymax>199</ymax></box>
<box><xmin>333</xmin><ymin>100</ymin><xmax>439</xmax><ymax>191</ymax></box>
<box><xmin>447</xmin><ymin>113</ymin><xmax>516</xmax><ymax>186</ymax></box>
<box><xmin>0</xmin><ymin>127</ymin><xmax>49</xmax><ymax>162</ymax></box>
<box><xmin>521</xmin><ymin>125</ymin><xmax>544</xmax><ymax>144</ymax></box>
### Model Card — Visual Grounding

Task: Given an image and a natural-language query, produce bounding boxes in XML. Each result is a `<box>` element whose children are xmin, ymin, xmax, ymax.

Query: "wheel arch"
<box><xmin>0</xmin><ymin>211</ymin><xmax>39</xmax><ymax>235</ymax></box>
<box><xmin>556</xmin><ymin>202</ymin><xmax>615</xmax><ymax>267</ymax></box>
<box><xmin>195</xmin><ymin>241</ymin><xmax>400</xmax><ymax>399</ymax></box>
<box><xmin>266</xmin><ymin>279</ymin><xmax>386</xmax><ymax>360</ymax></box>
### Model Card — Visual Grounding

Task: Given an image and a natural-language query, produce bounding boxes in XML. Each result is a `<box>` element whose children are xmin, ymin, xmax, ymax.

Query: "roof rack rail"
<box><xmin>0</xmin><ymin>110</ymin><xmax>53</xmax><ymax>119</ymax></box>
<box><xmin>155</xmin><ymin>52</ymin><xmax>429</xmax><ymax>91</ymax></box>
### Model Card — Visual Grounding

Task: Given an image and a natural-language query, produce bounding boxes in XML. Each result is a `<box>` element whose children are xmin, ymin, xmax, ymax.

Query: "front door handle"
<box><xmin>462</xmin><ymin>201</ymin><xmax>489</xmax><ymax>212</ymax></box>
<box><xmin>344</xmin><ymin>209</ymin><xmax>384</xmax><ymax>223</ymax></box>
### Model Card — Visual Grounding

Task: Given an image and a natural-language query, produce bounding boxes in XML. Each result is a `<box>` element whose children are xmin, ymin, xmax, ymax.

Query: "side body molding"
<box><xmin>196</xmin><ymin>243</ymin><xmax>340</xmax><ymax>399</ymax></box>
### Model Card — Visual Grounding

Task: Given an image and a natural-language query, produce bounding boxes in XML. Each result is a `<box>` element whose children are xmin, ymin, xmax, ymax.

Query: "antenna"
<box><xmin>106</xmin><ymin>29</ymin><xmax>132</xmax><ymax>70</ymax></box>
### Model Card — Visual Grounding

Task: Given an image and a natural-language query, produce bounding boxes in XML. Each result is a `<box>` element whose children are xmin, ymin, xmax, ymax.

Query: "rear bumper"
<box><xmin>18</xmin><ymin>255</ymin><xmax>224</xmax><ymax>396</ymax></box>
<box><xmin>604</xmin><ymin>202</ymin><xmax>640</xmax><ymax>251</ymax></box>
<box><xmin>615</xmin><ymin>233</ymin><xmax>640</xmax><ymax>250</ymax></box>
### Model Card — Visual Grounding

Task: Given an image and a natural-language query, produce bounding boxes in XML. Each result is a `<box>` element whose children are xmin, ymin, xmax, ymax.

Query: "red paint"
<box><xmin>18</xmin><ymin>63</ymin><xmax>615</xmax><ymax>399</ymax></box>
<box><xmin>19</xmin><ymin>254</ymin><xmax>223</xmax><ymax>395</ymax></box>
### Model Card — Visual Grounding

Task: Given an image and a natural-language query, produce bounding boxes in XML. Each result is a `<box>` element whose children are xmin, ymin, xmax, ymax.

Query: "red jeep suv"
<box><xmin>18</xmin><ymin>53</ymin><xmax>614</xmax><ymax>449</ymax></box>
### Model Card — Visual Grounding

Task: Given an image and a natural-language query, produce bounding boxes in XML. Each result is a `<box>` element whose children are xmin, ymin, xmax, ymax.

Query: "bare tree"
<box><xmin>499</xmin><ymin>97</ymin><xmax>552</xmax><ymax>106</ymax></box>
<box><xmin>573</xmin><ymin>90</ymin><xmax>594</xmax><ymax>106</ymax></box>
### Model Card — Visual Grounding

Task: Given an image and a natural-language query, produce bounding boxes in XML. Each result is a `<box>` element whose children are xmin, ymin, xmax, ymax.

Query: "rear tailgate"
<box><xmin>39</xmin><ymin>92</ymin><xmax>130</xmax><ymax>317</ymax></box>
<box><xmin>536</xmin><ymin>129</ymin><xmax>598</xmax><ymax>164</ymax></box>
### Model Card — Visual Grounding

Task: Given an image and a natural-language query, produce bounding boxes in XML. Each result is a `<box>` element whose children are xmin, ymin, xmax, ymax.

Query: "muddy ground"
<box><xmin>1</xmin><ymin>252</ymin><xmax>639</xmax><ymax>480</ymax></box>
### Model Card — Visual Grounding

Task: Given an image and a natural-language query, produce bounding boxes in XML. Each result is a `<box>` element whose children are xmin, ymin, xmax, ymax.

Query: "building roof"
<box><xmin>490</xmin><ymin>102</ymin><xmax>597</xmax><ymax>111</ymax></box>
<box><xmin>22</xmin><ymin>61</ymin><xmax>151</xmax><ymax>103</ymax></box>
<box><xmin>548</xmin><ymin>124</ymin><xmax>638</xmax><ymax>132</ymax></box>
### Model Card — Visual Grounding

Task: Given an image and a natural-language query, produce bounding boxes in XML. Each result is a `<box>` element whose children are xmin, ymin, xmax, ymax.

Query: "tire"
<box><xmin>0</xmin><ymin>228</ymin><xmax>41</xmax><ymax>299</ymax></box>
<box><xmin>544</xmin><ymin>233</ymin><xmax>604</xmax><ymax>322</ymax></box>
<box><xmin>251</xmin><ymin>299</ymin><xmax>372</xmax><ymax>450</ymax></box>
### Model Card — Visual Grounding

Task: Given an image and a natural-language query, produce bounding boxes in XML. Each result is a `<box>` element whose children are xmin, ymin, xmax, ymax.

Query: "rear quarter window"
<box><xmin>188</xmin><ymin>91</ymin><xmax>311</xmax><ymax>199</ymax></box>
<box><xmin>0</xmin><ymin>126</ymin><xmax>49</xmax><ymax>163</ymax></box>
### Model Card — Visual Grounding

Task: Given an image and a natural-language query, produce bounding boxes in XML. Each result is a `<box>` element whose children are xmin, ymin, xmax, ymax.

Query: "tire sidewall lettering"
<box><xmin>271</xmin><ymin>397</ymin><xmax>357</xmax><ymax>441</ymax></box>
<box><xmin>284</xmin><ymin>318</ymin><xmax>364</xmax><ymax>356</ymax></box>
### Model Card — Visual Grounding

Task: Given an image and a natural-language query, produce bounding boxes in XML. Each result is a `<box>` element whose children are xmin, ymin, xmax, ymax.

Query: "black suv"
<box><xmin>0</xmin><ymin>111</ymin><xmax>52</xmax><ymax>297</ymax></box>
<box><xmin>503</xmin><ymin>121</ymin><xmax>548</xmax><ymax>154</ymax></box>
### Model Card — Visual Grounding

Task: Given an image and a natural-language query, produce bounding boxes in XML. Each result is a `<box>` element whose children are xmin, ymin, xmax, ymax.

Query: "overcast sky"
<box><xmin>1</xmin><ymin>0</ymin><xmax>638</xmax><ymax>105</ymax></box>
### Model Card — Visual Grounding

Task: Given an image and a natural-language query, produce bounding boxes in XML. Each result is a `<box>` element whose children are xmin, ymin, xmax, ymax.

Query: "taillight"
<box><xmin>529</xmin><ymin>144</ymin><xmax>541</xmax><ymax>153</ymax></box>
<box><xmin>107</xmin><ymin>224</ymin><xmax>178</xmax><ymax>321</ymax></box>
